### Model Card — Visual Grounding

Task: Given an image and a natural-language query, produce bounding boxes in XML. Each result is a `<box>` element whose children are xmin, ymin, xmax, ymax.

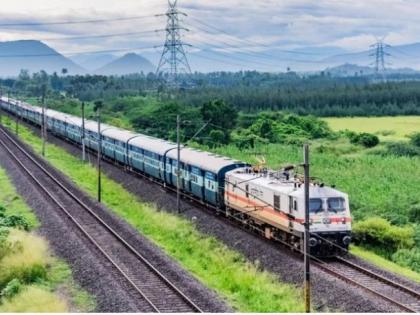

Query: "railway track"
<box><xmin>0</xmin><ymin>125</ymin><xmax>203</xmax><ymax>313</ymax></box>
<box><xmin>2</xmin><ymin>111</ymin><xmax>419</xmax><ymax>313</ymax></box>
<box><xmin>314</xmin><ymin>257</ymin><xmax>420</xmax><ymax>313</ymax></box>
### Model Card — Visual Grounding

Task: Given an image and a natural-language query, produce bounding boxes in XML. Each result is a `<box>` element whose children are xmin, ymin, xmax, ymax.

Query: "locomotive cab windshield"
<box><xmin>310</xmin><ymin>197</ymin><xmax>347</xmax><ymax>214</ymax></box>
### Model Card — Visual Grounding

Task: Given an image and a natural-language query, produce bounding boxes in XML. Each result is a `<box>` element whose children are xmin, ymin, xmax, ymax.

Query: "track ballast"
<box><xmin>0</xmin><ymin>125</ymin><xmax>203</xmax><ymax>313</ymax></box>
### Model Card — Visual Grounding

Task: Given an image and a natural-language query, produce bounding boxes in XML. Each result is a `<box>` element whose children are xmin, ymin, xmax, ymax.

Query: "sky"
<box><xmin>0</xmin><ymin>0</ymin><xmax>419</xmax><ymax>62</ymax></box>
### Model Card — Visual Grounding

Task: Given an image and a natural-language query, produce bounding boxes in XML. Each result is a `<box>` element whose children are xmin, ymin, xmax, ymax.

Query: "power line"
<box><xmin>0</xmin><ymin>45</ymin><xmax>158</xmax><ymax>58</ymax></box>
<box><xmin>186</xmin><ymin>24</ymin><xmax>327</xmax><ymax>66</ymax></box>
<box><xmin>187</xmin><ymin>15</ymin><xmax>324</xmax><ymax>57</ymax></box>
<box><xmin>0</xmin><ymin>14</ymin><xmax>160</xmax><ymax>27</ymax></box>
<box><xmin>24</xmin><ymin>29</ymin><xmax>163</xmax><ymax>42</ymax></box>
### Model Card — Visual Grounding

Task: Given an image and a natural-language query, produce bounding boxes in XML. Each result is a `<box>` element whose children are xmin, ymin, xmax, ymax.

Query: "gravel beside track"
<box><xmin>321</xmin><ymin>258</ymin><xmax>420</xmax><ymax>312</ymax></box>
<box><xmin>5</xmin><ymin>113</ymin><xmax>420</xmax><ymax>312</ymax></box>
<box><xmin>0</xmin><ymin>123</ymin><xmax>229</xmax><ymax>313</ymax></box>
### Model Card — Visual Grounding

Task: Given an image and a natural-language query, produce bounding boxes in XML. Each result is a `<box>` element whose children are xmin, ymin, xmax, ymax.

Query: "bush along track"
<box><xmin>0</xmin><ymin>166</ymin><xmax>95</xmax><ymax>312</ymax></box>
<box><xmin>0</xmin><ymin>116</ymin><xmax>304</xmax><ymax>312</ymax></box>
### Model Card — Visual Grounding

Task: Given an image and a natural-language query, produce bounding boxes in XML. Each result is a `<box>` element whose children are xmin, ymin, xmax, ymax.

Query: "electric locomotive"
<box><xmin>225</xmin><ymin>166</ymin><xmax>352</xmax><ymax>256</ymax></box>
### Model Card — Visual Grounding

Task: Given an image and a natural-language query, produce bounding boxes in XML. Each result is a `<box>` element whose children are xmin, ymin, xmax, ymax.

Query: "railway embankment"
<box><xmin>0</xmin><ymin>165</ymin><xmax>94</xmax><ymax>312</ymax></box>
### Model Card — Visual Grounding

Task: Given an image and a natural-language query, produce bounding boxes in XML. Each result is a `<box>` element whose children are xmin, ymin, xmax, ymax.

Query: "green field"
<box><xmin>323</xmin><ymin>116</ymin><xmax>420</xmax><ymax>141</ymax></box>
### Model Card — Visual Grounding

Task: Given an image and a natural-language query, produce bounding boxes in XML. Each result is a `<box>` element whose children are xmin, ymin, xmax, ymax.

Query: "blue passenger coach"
<box><xmin>0</xmin><ymin>97</ymin><xmax>247</xmax><ymax>209</ymax></box>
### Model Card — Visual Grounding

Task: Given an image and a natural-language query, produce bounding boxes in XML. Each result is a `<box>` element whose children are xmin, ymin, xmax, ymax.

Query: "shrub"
<box><xmin>385</xmin><ymin>142</ymin><xmax>420</xmax><ymax>157</ymax></box>
<box><xmin>349</xmin><ymin>132</ymin><xmax>380</xmax><ymax>148</ymax></box>
<box><xmin>352</xmin><ymin>217</ymin><xmax>415</xmax><ymax>252</ymax></box>
<box><xmin>408</xmin><ymin>204</ymin><xmax>420</xmax><ymax>223</ymax></box>
<box><xmin>0</xmin><ymin>216</ymin><xmax>29</xmax><ymax>231</ymax></box>
<box><xmin>1</xmin><ymin>279</ymin><xmax>22</xmax><ymax>299</ymax></box>
<box><xmin>409</xmin><ymin>132</ymin><xmax>420</xmax><ymax>147</ymax></box>
<box><xmin>391</xmin><ymin>248</ymin><xmax>420</xmax><ymax>273</ymax></box>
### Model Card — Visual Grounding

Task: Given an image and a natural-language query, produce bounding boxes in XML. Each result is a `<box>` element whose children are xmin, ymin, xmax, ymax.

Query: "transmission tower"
<box><xmin>370</xmin><ymin>39</ymin><xmax>391</xmax><ymax>77</ymax></box>
<box><xmin>156</xmin><ymin>0</ymin><xmax>192</xmax><ymax>86</ymax></box>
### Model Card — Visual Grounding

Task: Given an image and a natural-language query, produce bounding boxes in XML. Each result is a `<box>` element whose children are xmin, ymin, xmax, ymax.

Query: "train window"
<box><xmin>328</xmin><ymin>198</ymin><xmax>346</xmax><ymax>213</ymax></box>
<box><xmin>245</xmin><ymin>184</ymin><xmax>249</xmax><ymax>198</ymax></box>
<box><xmin>293</xmin><ymin>200</ymin><xmax>298</xmax><ymax>211</ymax></box>
<box><xmin>310</xmin><ymin>199</ymin><xmax>323</xmax><ymax>214</ymax></box>
<box><xmin>274</xmin><ymin>195</ymin><xmax>280</xmax><ymax>212</ymax></box>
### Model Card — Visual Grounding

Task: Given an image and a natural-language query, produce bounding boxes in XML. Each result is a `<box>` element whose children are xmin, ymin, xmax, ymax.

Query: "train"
<box><xmin>0</xmin><ymin>97</ymin><xmax>352</xmax><ymax>256</ymax></box>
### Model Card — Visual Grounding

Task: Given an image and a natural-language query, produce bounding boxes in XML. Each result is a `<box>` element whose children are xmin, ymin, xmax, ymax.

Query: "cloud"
<box><xmin>0</xmin><ymin>0</ymin><xmax>418</xmax><ymax>60</ymax></box>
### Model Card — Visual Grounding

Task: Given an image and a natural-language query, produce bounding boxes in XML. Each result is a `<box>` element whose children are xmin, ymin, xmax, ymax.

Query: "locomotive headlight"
<box><xmin>309</xmin><ymin>237</ymin><xmax>318</xmax><ymax>247</ymax></box>
<box><xmin>342</xmin><ymin>236</ymin><xmax>352</xmax><ymax>246</ymax></box>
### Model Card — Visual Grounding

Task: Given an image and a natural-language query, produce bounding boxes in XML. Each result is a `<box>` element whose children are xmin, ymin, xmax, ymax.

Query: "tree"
<box><xmin>61</xmin><ymin>68</ymin><xmax>68</xmax><ymax>76</ymax></box>
<box><xmin>201</xmin><ymin>99</ymin><xmax>238</xmax><ymax>144</ymax></box>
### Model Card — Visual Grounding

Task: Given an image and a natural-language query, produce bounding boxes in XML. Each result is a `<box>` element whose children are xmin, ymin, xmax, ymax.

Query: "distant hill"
<box><xmin>70</xmin><ymin>53</ymin><xmax>116</xmax><ymax>72</ymax></box>
<box><xmin>325</xmin><ymin>63</ymin><xmax>374</xmax><ymax>77</ymax></box>
<box><xmin>95</xmin><ymin>53</ymin><xmax>155</xmax><ymax>75</ymax></box>
<box><xmin>324</xmin><ymin>63</ymin><xmax>420</xmax><ymax>77</ymax></box>
<box><xmin>0</xmin><ymin>40</ymin><xmax>86</xmax><ymax>77</ymax></box>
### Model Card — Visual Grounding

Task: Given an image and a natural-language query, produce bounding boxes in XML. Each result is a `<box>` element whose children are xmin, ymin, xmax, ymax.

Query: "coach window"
<box><xmin>293</xmin><ymin>200</ymin><xmax>298</xmax><ymax>211</ymax></box>
<box><xmin>245</xmin><ymin>184</ymin><xmax>249</xmax><ymax>198</ymax></box>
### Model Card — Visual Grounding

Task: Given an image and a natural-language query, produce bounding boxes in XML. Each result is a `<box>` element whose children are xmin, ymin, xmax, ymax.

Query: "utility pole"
<box><xmin>15</xmin><ymin>100</ymin><xmax>20</xmax><ymax>135</ymax></box>
<box><xmin>0</xmin><ymin>88</ymin><xmax>3</xmax><ymax>125</ymax></box>
<box><xmin>96</xmin><ymin>103</ymin><xmax>102</xmax><ymax>203</ymax></box>
<box><xmin>156</xmin><ymin>0</ymin><xmax>192</xmax><ymax>87</ymax></box>
<box><xmin>176</xmin><ymin>114</ymin><xmax>181</xmax><ymax>213</ymax></box>
<box><xmin>41</xmin><ymin>85</ymin><xmax>47</xmax><ymax>157</ymax></box>
<box><xmin>81</xmin><ymin>102</ymin><xmax>86</xmax><ymax>161</ymax></box>
<box><xmin>303</xmin><ymin>144</ymin><xmax>311</xmax><ymax>313</ymax></box>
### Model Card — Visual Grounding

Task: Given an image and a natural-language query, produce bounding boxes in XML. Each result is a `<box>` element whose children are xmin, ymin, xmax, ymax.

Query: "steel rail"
<box><xmin>314</xmin><ymin>258</ymin><xmax>419</xmax><ymax>313</ymax></box>
<box><xmin>0</xmin><ymin>126</ymin><xmax>203</xmax><ymax>313</ymax></box>
<box><xmin>2</xmin><ymin>108</ymin><xmax>419</xmax><ymax>313</ymax></box>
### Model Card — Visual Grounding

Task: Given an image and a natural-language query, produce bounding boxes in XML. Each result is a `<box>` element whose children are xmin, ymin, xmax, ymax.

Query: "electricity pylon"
<box><xmin>156</xmin><ymin>0</ymin><xmax>192</xmax><ymax>87</ymax></box>
<box><xmin>370</xmin><ymin>38</ymin><xmax>391</xmax><ymax>78</ymax></box>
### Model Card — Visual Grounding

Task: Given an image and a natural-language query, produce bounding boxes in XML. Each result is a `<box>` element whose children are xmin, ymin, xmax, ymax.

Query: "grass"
<box><xmin>0</xmin><ymin>229</ymin><xmax>49</xmax><ymax>287</ymax></box>
<box><xmin>0</xmin><ymin>160</ymin><xmax>95</xmax><ymax>312</ymax></box>
<box><xmin>1</xmin><ymin>116</ymin><xmax>304</xmax><ymax>312</ymax></box>
<box><xmin>0</xmin><ymin>168</ymin><xmax>38</xmax><ymax>229</ymax></box>
<box><xmin>351</xmin><ymin>246</ymin><xmax>420</xmax><ymax>283</ymax></box>
<box><xmin>0</xmin><ymin>286</ymin><xmax>67</xmax><ymax>312</ymax></box>
<box><xmin>323</xmin><ymin>116</ymin><xmax>420</xmax><ymax>141</ymax></box>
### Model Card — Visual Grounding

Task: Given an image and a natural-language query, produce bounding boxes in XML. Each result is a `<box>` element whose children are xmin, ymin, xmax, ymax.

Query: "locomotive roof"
<box><xmin>12</xmin><ymin>99</ymin><xmax>246</xmax><ymax>175</ymax></box>
<box><xmin>227</xmin><ymin>168</ymin><xmax>348</xmax><ymax>198</ymax></box>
